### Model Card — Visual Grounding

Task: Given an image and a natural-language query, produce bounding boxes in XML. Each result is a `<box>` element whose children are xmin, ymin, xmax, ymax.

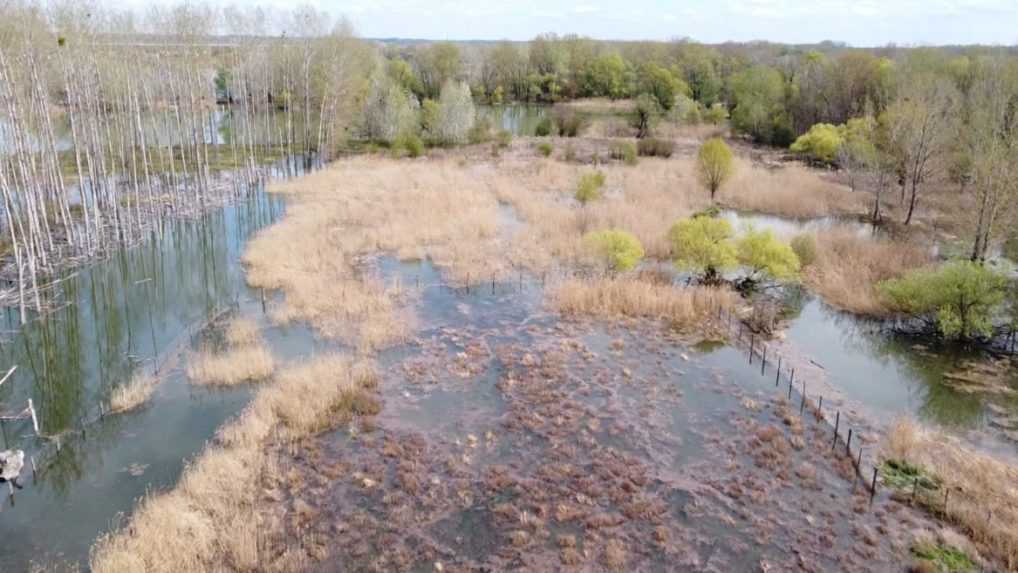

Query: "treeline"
<box><xmin>0</xmin><ymin>2</ymin><xmax>372</xmax><ymax>322</ymax></box>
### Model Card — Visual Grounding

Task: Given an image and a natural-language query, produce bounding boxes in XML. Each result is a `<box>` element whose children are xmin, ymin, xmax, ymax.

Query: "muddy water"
<box><xmin>266</xmin><ymin>258</ymin><xmax>938</xmax><ymax>571</ymax></box>
<box><xmin>0</xmin><ymin>179</ymin><xmax>301</xmax><ymax>570</ymax></box>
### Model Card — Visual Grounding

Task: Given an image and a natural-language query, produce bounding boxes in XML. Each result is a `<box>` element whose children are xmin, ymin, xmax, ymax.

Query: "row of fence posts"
<box><xmin>711</xmin><ymin>300</ymin><xmax>885</xmax><ymax>505</ymax></box>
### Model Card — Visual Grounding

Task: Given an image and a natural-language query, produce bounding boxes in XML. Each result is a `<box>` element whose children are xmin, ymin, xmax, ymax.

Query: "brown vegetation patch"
<box><xmin>550</xmin><ymin>276</ymin><xmax>737</xmax><ymax>332</ymax></box>
<box><xmin>803</xmin><ymin>228</ymin><xmax>931</xmax><ymax>315</ymax></box>
<box><xmin>90</xmin><ymin>355</ymin><xmax>379</xmax><ymax>572</ymax></box>
<box><xmin>883</xmin><ymin>418</ymin><xmax>1018</xmax><ymax>569</ymax></box>
<box><xmin>109</xmin><ymin>372</ymin><xmax>157</xmax><ymax>413</ymax></box>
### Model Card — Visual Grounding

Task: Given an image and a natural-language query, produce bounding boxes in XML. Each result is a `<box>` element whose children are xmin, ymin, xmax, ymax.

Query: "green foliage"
<box><xmin>790</xmin><ymin>234</ymin><xmax>818</xmax><ymax>267</ymax></box>
<box><xmin>637</xmin><ymin>63</ymin><xmax>689</xmax><ymax>111</ymax></box>
<box><xmin>584</xmin><ymin>229</ymin><xmax>646</xmax><ymax>272</ymax></box>
<box><xmin>736</xmin><ymin>227</ymin><xmax>800</xmax><ymax>281</ymax></box>
<box><xmin>790</xmin><ymin>123</ymin><xmax>844</xmax><ymax>164</ymax></box>
<box><xmin>696</xmin><ymin>137</ymin><xmax>734</xmax><ymax>200</ymax></box>
<box><xmin>879</xmin><ymin>260</ymin><xmax>1008</xmax><ymax>339</ymax></box>
<box><xmin>534</xmin><ymin>117</ymin><xmax>553</xmax><ymax>137</ymax></box>
<box><xmin>631</xmin><ymin>93</ymin><xmax>660</xmax><ymax>139</ymax></box>
<box><xmin>731</xmin><ymin>66</ymin><xmax>793</xmax><ymax>145</ymax></box>
<box><xmin>911</xmin><ymin>542</ymin><xmax>977</xmax><ymax>573</ymax></box>
<box><xmin>704</xmin><ymin>103</ymin><xmax>729</xmax><ymax>125</ymax></box>
<box><xmin>610</xmin><ymin>141</ymin><xmax>638</xmax><ymax>165</ymax></box>
<box><xmin>553</xmin><ymin>109</ymin><xmax>586</xmax><ymax>137</ymax></box>
<box><xmin>392</xmin><ymin>132</ymin><xmax>424</xmax><ymax>158</ymax></box>
<box><xmin>420</xmin><ymin>99</ymin><xmax>440</xmax><ymax>139</ymax></box>
<box><xmin>582</xmin><ymin>53</ymin><xmax>628</xmax><ymax>99</ymax></box>
<box><xmin>467</xmin><ymin>116</ymin><xmax>492</xmax><ymax>144</ymax></box>
<box><xmin>880</xmin><ymin>459</ymin><xmax>942</xmax><ymax>492</ymax></box>
<box><xmin>575</xmin><ymin>171</ymin><xmax>607</xmax><ymax>205</ymax></box>
<box><xmin>669</xmin><ymin>216</ymin><xmax>737</xmax><ymax>282</ymax></box>
<box><xmin>636</xmin><ymin>138</ymin><xmax>675</xmax><ymax>158</ymax></box>
<box><xmin>495</xmin><ymin>130</ymin><xmax>512</xmax><ymax>149</ymax></box>
<box><xmin>536</xmin><ymin>142</ymin><xmax>554</xmax><ymax>157</ymax></box>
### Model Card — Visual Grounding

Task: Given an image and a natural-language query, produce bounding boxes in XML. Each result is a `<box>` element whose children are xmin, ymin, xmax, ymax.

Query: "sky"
<box><xmin>126</xmin><ymin>0</ymin><xmax>1018</xmax><ymax>46</ymax></box>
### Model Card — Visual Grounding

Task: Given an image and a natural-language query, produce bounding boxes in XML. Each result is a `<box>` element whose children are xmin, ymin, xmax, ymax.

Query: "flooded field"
<box><xmin>0</xmin><ymin>184</ymin><xmax>297</xmax><ymax>570</ymax></box>
<box><xmin>1</xmin><ymin>157</ymin><xmax>1014</xmax><ymax>571</ymax></box>
<box><xmin>261</xmin><ymin>258</ymin><xmax>946</xmax><ymax>571</ymax></box>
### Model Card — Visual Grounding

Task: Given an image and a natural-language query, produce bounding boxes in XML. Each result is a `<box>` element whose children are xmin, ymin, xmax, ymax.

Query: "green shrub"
<box><xmin>495</xmin><ymin>130</ymin><xmax>512</xmax><ymax>149</ymax></box>
<box><xmin>910</xmin><ymin>542</ymin><xmax>976</xmax><ymax>573</ymax></box>
<box><xmin>535</xmin><ymin>117</ymin><xmax>553</xmax><ymax>137</ymax></box>
<box><xmin>697</xmin><ymin>137</ymin><xmax>734</xmax><ymax>201</ymax></box>
<box><xmin>392</xmin><ymin>132</ymin><xmax>424</xmax><ymax>158</ymax></box>
<box><xmin>636</xmin><ymin>138</ymin><xmax>675</xmax><ymax>158</ymax></box>
<box><xmin>467</xmin><ymin>116</ymin><xmax>493</xmax><ymax>144</ymax></box>
<box><xmin>704</xmin><ymin>103</ymin><xmax>728</xmax><ymax>125</ymax></box>
<box><xmin>554</xmin><ymin>109</ymin><xmax>586</xmax><ymax>137</ymax></box>
<box><xmin>879</xmin><ymin>260</ymin><xmax>1008</xmax><ymax>339</ymax></box>
<box><xmin>737</xmin><ymin>227</ymin><xmax>800</xmax><ymax>281</ymax></box>
<box><xmin>575</xmin><ymin>171</ymin><xmax>606</xmax><ymax>205</ymax></box>
<box><xmin>790</xmin><ymin>233</ymin><xmax>818</xmax><ymax>267</ymax></box>
<box><xmin>668</xmin><ymin>215</ymin><xmax>737</xmax><ymax>283</ymax></box>
<box><xmin>790</xmin><ymin>123</ymin><xmax>844</xmax><ymax>164</ymax></box>
<box><xmin>610</xmin><ymin>141</ymin><xmax>638</xmax><ymax>165</ymax></box>
<box><xmin>584</xmin><ymin>229</ymin><xmax>645</xmax><ymax>272</ymax></box>
<box><xmin>536</xmin><ymin>142</ymin><xmax>553</xmax><ymax>157</ymax></box>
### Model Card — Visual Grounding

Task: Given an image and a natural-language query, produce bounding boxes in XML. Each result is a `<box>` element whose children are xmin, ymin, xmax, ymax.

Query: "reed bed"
<box><xmin>550</xmin><ymin>276</ymin><xmax>738</xmax><ymax>330</ymax></box>
<box><xmin>803</xmin><ymin>228</ymin><xmax>930</xmax><ymax>315</ymax></box>
<box><xmin>109</xmin><ymin>372</ymin><xmax>157</xmax><ymax>413</ymax></box>
<box><xmin>720</xmin><ymin>158</ymin><xmax>867</xmax><ymax>218</ymax></box>
<box><xmin>883</xmin><ymin>418</ymin><xmax>1018</xmax><ymax>569</ymax></box>
<box><xmin>188</xmin><ymin>317</ymin><xmax>276</xmax><ymax>386</ymax></box>
<box><xmin>187</xmin><ymin>346</ymin><xmax>276</xmax><ymax>386</ymax></box>
<box><xmin>90</xmin><ymin>355</ymin><xmax>378</xmax><ymax>573</ymax></box>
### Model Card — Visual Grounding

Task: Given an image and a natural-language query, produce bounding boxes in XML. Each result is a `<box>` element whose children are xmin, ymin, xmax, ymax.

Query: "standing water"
<box><xmin>0</xmin><ymin>174</ymin><xmax>289</xmax><ymax>570</ymax></box>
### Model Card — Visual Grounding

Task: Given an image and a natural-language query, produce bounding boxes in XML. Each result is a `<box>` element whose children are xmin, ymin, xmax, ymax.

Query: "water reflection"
<box><xmin>783</xmin><ymin>295</ymin><xmax>1011</xmax><ymax>443</ymax></box>
<box><xmin>0</xmin><ymin>181</ymin><xmax>284</xmax><ymax>570</ymax></box>
<box><xmin>475</xmin><ymin>104</ymin><xmax>547</xmax><ymax>136</ymax></box>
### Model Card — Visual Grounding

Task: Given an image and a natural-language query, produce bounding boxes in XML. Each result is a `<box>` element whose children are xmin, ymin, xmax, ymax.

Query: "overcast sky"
<box><xmin>128</xmin><ymin>0</ymin><xmax>1018</xmax><ymax>46</ymax></box>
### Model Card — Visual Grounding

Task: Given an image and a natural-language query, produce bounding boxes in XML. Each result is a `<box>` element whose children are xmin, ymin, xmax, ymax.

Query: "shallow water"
<box><xmin>268</xmin><ymin>257</ymin><xmax>935</xmax><ymax>571</ymax></box>
<box><xmin>476</xmin><ymin>104</ymin><xmax>547</xmax><ymax>137</ymax></box>
<box><xmin>0</xmin><ymin>177</ymin><xmax>299</xmax><ymax>570</ymax></box>
<box><xmin>719</xmin><ymin>209</ymin><xmax>877</xmax><ymax>238</ymax></box>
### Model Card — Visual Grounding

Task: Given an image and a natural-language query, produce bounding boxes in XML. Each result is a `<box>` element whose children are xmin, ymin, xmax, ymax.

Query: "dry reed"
<box><xmin>883</xmin><ymin>418</ymin><xmax>1018</xmax><ymax>569</ymax></box>
<box><xmin>803</xmin><ymin>228</ymin><xmax>930</xmax><ymax>315</ymax></box>
<box><xmin>550</xmin><ymin>276</ymin><xmax>738</xmax><ymax>330</ymax></box>
<box><xmin>109</xmin><ymin>372</ymin><xmax>157</xmax><ymax>413</ymax></box>
<box><xmin>187</xmin><ymin>346</ymin><xmax>276</xmax><ymax>386</ymax></box>
<box><xmin>90</xmin><ymin>355</ymin><xmax>378</xmax><ymax>572</ymax></box>
<box><xmin>720</xmin><ymin>158</ymin><xmax>867</xmax><ymax>218</ymax></box>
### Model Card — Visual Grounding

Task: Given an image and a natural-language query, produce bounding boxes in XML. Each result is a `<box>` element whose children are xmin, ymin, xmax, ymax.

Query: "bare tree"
<box><xmin>887</xmin><ymin>74</ymin><xmax>959</xmax><ymax>225</ymax></box>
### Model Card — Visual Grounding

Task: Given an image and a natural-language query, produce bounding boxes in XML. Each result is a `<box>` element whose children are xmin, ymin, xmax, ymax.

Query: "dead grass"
<box><xmin>243</xmin><ymin>157</ymin><xmax>506</xmax><ymax>350</ymax></box>
<box><xmin>109</xmin><ymin>372</ymin><xmax>157</xmax><ymax>413</ymax></box>
<box><xmin>187</xmin><ymin>345</ymin><xmax>276</xmax><ymax>386</ymax></box>
<box><xmin>550</xmin><ymin>276</ymin><xmax>738</xmax><ymax>330</ymax></box>
<box><xmin>803</xmin><ymin>228</ymin><xmax>931</xmax><ymax>315</ymax></box>
<box><xmin>90</xmin><ymin>355</ymin><xmax>378</xmax><ymax>573</ymax></box>
<box><xmin>883</xmin><ymin>418</ymin><xmax>1018</xmax><ymax>569</ymax></box>
<box><xmin>720</xmin><ymin>158</ymin><xmax>867</xmax><ymax>218</ymax></box>
<box><xmin>224</xmin><ymin>317</ymin><xmax>261</xmax><ymax>346</ymax></box>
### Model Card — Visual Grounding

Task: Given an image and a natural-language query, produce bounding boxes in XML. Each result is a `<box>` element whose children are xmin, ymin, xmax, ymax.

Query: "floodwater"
<box><xmin>476</xmin><ymin>104</ymin><xmax>547</xmax><ymax>137</ymax></box>
<box><xmin>0</xmin><ymin>176</ymin><xmax>1013</xmax><ymax>569</ymax></box>
<box><xmin>266</xmin><ymin>257</ymin><xmax>939</xmax><ymax>571</ymax></box>
<box><xmin>723</xmin><ymin>210</ymin><xmax>1018</xmax><ymax>454</ymax></box>
<box><xmin>0</xmin><ymin>169</ymin><xmax>315</xmax><ymax>570</ymax></box>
